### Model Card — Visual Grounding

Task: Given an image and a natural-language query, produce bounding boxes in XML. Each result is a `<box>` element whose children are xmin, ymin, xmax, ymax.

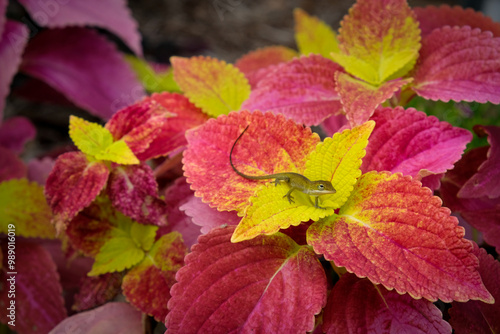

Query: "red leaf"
<box><xmin>72</xmin><ymin>272</ymin><xmax>122</xmax><ymax>311</ymax></box>
<box><xmin>0</xmin><ymin>241</ymin><xmax>66</xmax><ymax>334</ymax></box>
<box><xmin>414</xmin><ymin>5</ymin><xmax>500</xmax><ymax>37</ymax></box>
<box><xmin>412</xmin><ymin>26</ymin><xmax>500</xmax><ymax>104</ymax></box>
<box><xmin>50</xmin><ymin>302</ymin><xmax>142</xmax><ymax>334</ymax></box>
<box><xmin>108</xmin><ymin>163</ymin><xmax>167</xmax><ymax>226</ymax></box>
<box><xmin>323</xmin><ymin>273</ymin><xmax>452</xmax><ymax>334</ymax></box>
<box><xmin>362</xmin><ymin>107</ymin><xmax>472</xmax><ymax>183</ymax></box>
<box><xmin>458</xmin><ymin>125</ymin><xmax>500</xmax><ymax>199</ymax></box>
<box><xmin>0</xmin><ymin>21</ymin><xmax>29</xmax><ymax>119</ymax></box>
<box><xmin>241</xmin><ymin>55</ymin><xmax>344</xmax><ymax>126</ymax></box>
<box><xmin>20</xmin><ymin>28</ymin><xmax>145</xmax><ymax>119</ymax></box>
<box><xmin>440</xmin><ymin>147</ymin><xmax>500</xmax><ymax>253</ymax></box>
<box><xmin>106</xmin><ymin>92</ymin><xmax>208</xmax><ymax>160</ymax></box>
<box><xmin>449</xmin><ymin>246</ymin><xmax>500</xmax><ymax>333</ymax></box>
<box><xmin>18</xmin><ymin>0</ymin><xmax>142</xmax><ymax>55</ymax></box>
<box><xmin>166</xmin><ymin>226</ymin><xmax>327</xmax><ymax>333</ymax></box>
<box><xmin>308</xmin><ymin>171</ymin><xmax>493</xmax><ymax>303</ymax></box>
<box><xmin>183</xmin><ymin>110</ymin><xmax>319</xmax><ymax>212</ymax></box>
<box><xmin>0</xmin><ymin>116</ymin><xmax>36</xmax><ymax>154</ymax></box>
<box><xmin>45</xmin><ymin>152</ymin><xmax>109</xmax><ymax>232</ymax></box>
<box><xmin>0</xmin><ymin>146</ymin><xmax>26</xmax><ymax>182</ymax></box>
<box><xmin>123</xmin><ymin>232</ymin><xmax>187</xmax><ymax>321</ymax></box>
<box><xmin>336</xmin><ymin>72</ymin><xmax>412</xmax><ymax>126</ymax></box>
<box><xmin>235</xmin><ymin>46</ymin><xmax>298</xmax><ymax>88</ymax></box>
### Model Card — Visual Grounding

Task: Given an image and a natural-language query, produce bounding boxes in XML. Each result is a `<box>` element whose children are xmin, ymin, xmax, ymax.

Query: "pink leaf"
<box><xmin>440</xmin><ymin>146</ymin><xmax>500</xmax><ymax>253</ymax></box>
<box><xmin>50</xmin><ymin>302</ymin><xmax>142</xmax><ymax>334</ymax></box>
<box><xmin>106</xmin><ymin>92</ymin><xmax>208</xmax><ymax>160</ymax></box>
<box><xmin>414</xmin><ymin>5</ymin><xmax>500</xmax><ymax>37</ymax></box>
<box><xmin>166</xmin><ymin>226</ymin><xmax>327</xmax><ymax>333</ymax></box>
<box><xmin>449</xmin><ymin>246</ymin><xmax>500</xmax><ymax>333</ymax></box>
<box><xmin>160</xmin><ymin>177</ymin><xmax>201</xmax><ymax>248</ymax></box>
<box><xmin>308</xmin><ymin>171</ymin><xmax>493</xmax><ymax>303</ymax></box>
<box><xmin>0</xmin><ymin>21</ymin><xmax>29</xmax><ymax>119</ymax></box>
<box><xmin>0</xmin><ymin>146</ymin><xmax>26</xmax><ymax>182</ymax></box>
<box><xmin>27</xmin><ymin>157</ymin><xmax>55</xmax><ymax>185</ymax></box>
<box><xmin>0</xmin><ymin>116</ymin><xmax>36</xmax><ymax>154</ymax></box>
<box><xmin>412</xmin><ymin>26</ymin><xmax>500</xmax><ymax>104</ymax></box>
<box><xmin>18</xmin><ymin>0</ymin><xmax>142</xmax><ymax>55</ymax></box>
<box><xmin>336</xmin><ymin>72</ymin><xmax>412</xmax><ymax>126</ymax></box>
<box><xmin>20</xmin><ymin>28</ymin><xmax>145</xmax><ymax>119</ymax></box>
<box><xmin>108</xmin><ymin>163</ymin><xmax>167</xmax><ymax>226</ymax></box>
<box><xmin>323</xmin><ymin>273</ymin><xmax>452</xmax><ymax>334</ymax></box>
<box><xmin>180</xmin><ymin>196</ymin><xmax>240</xmax><ymax>234</ymax></box>
<box><xmin>241</xmin><ymin>55</ymin><xmax>344</xmax><ymax>126</ymax></box>
<box><xmin>0</xmin><ymin>241</ymin><xmax>66</xmax><ymax>334</ymax></box>
<box><xmin>362</xmin><ymin>107</ymin><xmax>472</xmax><ymax>183</ymax></box>
<box><xmin>458</xmin><ymin>125</ymin><xmax>500</xmax><ymax>199</ymax></box>
<box><xmin>235</xmin><ymin>46</ymin><xmax>298</xmax><ymax>88</ymax></box>
<box><xmin>45</xmin><ymin>152</ymin><xmax>109</xmax><ymax>232</ymax></box>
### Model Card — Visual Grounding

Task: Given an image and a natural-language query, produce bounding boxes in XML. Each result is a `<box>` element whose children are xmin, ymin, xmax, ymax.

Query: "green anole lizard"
<box><xmin>229</xmin><ymin>125</ymin><xmax>336</xmax><ymax>208</ymax></box>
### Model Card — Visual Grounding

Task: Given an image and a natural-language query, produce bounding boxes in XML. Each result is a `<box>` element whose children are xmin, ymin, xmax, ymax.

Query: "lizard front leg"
<box><xmin>283</xmin><ymin>187</ymin><xmax>296</xmax><ymax>204</ymax></box>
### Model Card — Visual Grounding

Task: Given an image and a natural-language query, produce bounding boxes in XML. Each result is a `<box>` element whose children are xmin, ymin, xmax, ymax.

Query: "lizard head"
<box><xmin>308</xmin><ymin>181</ymin><xmax>336</xmax><ymax>196</ymax></box>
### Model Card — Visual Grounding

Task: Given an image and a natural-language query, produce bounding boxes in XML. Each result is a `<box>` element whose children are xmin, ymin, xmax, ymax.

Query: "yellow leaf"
<box><xmin>69</xmin><ymin>115</ymin><xmax>113</xmax><ymax>157</ymax></box>
<box><xmin>94</xmin><ymin>139</ymin><xmax>139</xmax><ymax>165</ymax></box>
<box><xmin>294</xmin><ymin>8</ymin><xmax>339</xmax><ymax>58</ymax></box>
<box><xmin>331</xmin><ymin>1</ymin><xmax>421</xmax><ymax>85</ymax></box>
<box><xmin>69</xmin><ymin>116</ymin><xmax>139</xmax><ymax>164</ymax></box>
<box><xmin>304</xmin><ymin>121</ymin><xmax>375</xmax><ymax>209</ymax></box>
<box><xmin>231</xmin><ymin>182</ymin><xmax>335</xmax><ymax>243</ymax></box>
<box><xmin>171</xmin><ymin>56</ymin><xmax>251</xmax><ymax>117</ymax></box>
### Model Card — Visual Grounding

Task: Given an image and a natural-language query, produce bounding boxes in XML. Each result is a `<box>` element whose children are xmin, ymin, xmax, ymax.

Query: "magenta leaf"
<box><xmin>45</xmin><ymin>151</ymin><xmax>109</xmax><ymax>232</ymax></box>
<box><xmin>412</xmin><ymin>26</ymin><xmax>500</xmax><ymax>104</ymax></box>
<box><xmin>27</xmin><ymin>157</ymin><xmax>55</xmax><ymax>185</ymax></box>
<box><xmin>0</xmin><ymin>0</ymin><xmax>6</xmax><ymax>36</ymax></box>
<box><xmin>72</xmin><ymin>273</ymin><xmax>122</xmax><ymax>311</ymax></box>
<box><xmin>440</xmin><ymin>146</ymin><xmax>500</xmax><ymax>253</ymax></box>
<box><xmin>50</xmin><ymin>302</ymin><xmax>142</xmax><ymax>334</ymax></box>
<box><xmin>414</xmin><ymin>5</ymin><xmax>500</xmax><ymax>38</ymax></box>
<box><xmin>18</xmin><ymin>0</ymin><xmax>142</xmax><ymax>55</ymax></box>
<box><xmin>0</xmin><ymin>146</ymin><xmax>26</xmax><ymax>182</ymax></box>
<box><xmin>166</xmin><ymin>226</ymin><xmax>327</xmax><ymax>333</ymax></box>
<box><xmin>449</xmin><ymin>245</ymin><xmax>500</xmax><ymax>333</ymax></box>
<box><xmin>0</xmin><ymin>241</ymin><xmax>66</xmax><ymax>333</ymax></box>
<box><xmin>108</xmin><ymin>163</ymin><xmax>167</xmax><ymax>226</ymax></box>
<box><xmin>0</xmin><ymin>117</ymin><xmax>36</xmax><ymax>154</ymax></box>
<box><xmin>0</xmin><ymin>21</ymin><xmax>29</xmax><ymax>119</ymax></box>
<box><xmin>323</xmin><ymin>273</ymin><xmax>452</xmax><ymax>334</ymax></box>
<box><xmin>180</xmin><ymin>196</ymin><xmax>240</xmax><ymax>234</ymax></box>
<box><xmin>362</xmin><ymin>106</ymin><xmax>472</xmax><ymax>183</ymax></box>
<box><xmin>458</xmin><ymin>125</ymin><xmax>500</xmax><ymax>199</ymax></box>
<box><xmin>160</xmin><ymin>177</ymin><xmax>202</xmax><ymax>248</ymax></box>
<box><xmin>241</xmin><ymin>55</ymin><xmax>344</xmax><ymax>126</ymax></box>
<box><xmin>20</xmin><ymin>28</ymin><xmax>145</xmax><ymax>119</ymax></box>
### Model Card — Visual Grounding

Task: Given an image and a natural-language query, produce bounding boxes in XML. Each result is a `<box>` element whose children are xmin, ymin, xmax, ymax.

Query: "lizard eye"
<box><xmin>318</xmin><ymin>184</ymin><xmax>325</xmax><ymax>190</ymax></box>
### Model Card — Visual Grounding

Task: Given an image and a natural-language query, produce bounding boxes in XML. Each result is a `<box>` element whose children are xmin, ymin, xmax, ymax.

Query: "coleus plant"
<box><xmin>1</xmin><ymin>0</ymin><xmax>500</xmax><ymax>333</ymax></box>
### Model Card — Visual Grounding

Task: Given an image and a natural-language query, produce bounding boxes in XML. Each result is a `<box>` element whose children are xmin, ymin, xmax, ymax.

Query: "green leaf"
<box><xmin>125</xmin><ymin>55</ymin><xmax>181</xmax><ymax>93</ymax></box>
<box><xmin>89</xmin><ymin>218</ymin><xmax>158</xmax><ymax>276</ymax></box>
<box><xmin>0</xmin><ymin>179</ymin><xmax>55</xmax><ymax>238</ymax></box>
